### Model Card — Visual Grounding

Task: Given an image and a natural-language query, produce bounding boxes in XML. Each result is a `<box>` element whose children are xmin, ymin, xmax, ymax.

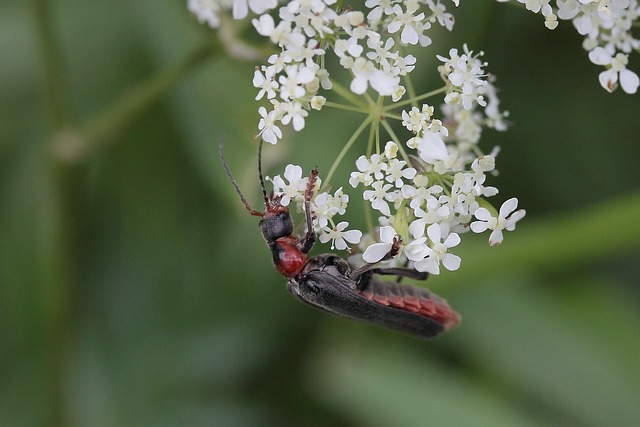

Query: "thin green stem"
<box><xmin>330</xmin><ymin>80</ymin><xmax>369</xmax><ymax>109</ymax></box>
<box><xmin>323</xmin><ymin>116</ymin><xmax>373</xmax><ymax>187</ymax></box>
<box><xmin>384</xmin><ymin>86</ymin><xmax>447</xmax><ymax>112</ymax></box>
<box><xmin>380</xmin><ymin>119</ymin><xmax>410</xmax><ymax>162</ymax></box>
<box><xmin>403</xmin><ymin>74</ymin><xmax>418</xmax><ymax>107</ymax></box>
<box><xmin>323</xmin><ymin>101</ymin><xmax>370</xmax><ymax>114</ymax></box>
<box><xmin>32</xmin><ymin>0</ymin><xmax>72</xmax><ymax>129</ymax></box>
<box><xmin>31</xmin><ymin>0</ymin><xmax>77</xmax><ymax>425</ymax></box>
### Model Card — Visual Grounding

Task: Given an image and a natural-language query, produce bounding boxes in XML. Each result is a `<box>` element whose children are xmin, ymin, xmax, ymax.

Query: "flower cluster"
<box><xmin>189</xmin><ymin>0</ymin><xmax>462</xmax><ymax>143</ymax></box>
<box><xmin>189</xmin><ymin>1</ymin><xmax>526</xmax><ymax>275</ymax></box>
<box><xmin>497</xmin><ymin>0</ymin><xmax>640</xmax><ymax>94</ymax></box>
<box><xmin>266</xmin><ymin>45</ymin><xmax>524</xmax><ymax>275</ymax></box>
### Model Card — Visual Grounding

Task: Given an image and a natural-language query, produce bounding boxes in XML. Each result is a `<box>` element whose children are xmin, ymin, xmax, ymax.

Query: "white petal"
<box><xmin>252</xmin><ymin>15</ymin><xmax>274</xmax><ymax>36</ymax></box>
<box><xmin>404</xmin><ymin>239</ymin><xmax>427</xmax><ymax>261</ymax></box>
<box><xmin>334</xmin><ymin>237</ymin><xmax>348</xmax><ymax>250</ymax></box>
<box><xmin>499</xmin><ymin>198</ymin><xmax>518</xmax><ymax>218</ymax></box>
<box><xmin>470</xmin><ymin>221</ymin><xmax>489</xmax><ymax>233</ymax></box>
<box><xmin>620</xmin><ymin>69</ymin><xmax>639</xmax><ymax>94</ymax></box>
<box><xmin>350</xmin><ymin>76</ymin><xmax>368</xmax><ymax>94</ymax></box>
<box><xmin>418</xmin><ymin>131</ymin><xmax>448</xmax><ymax>162</ymax></box>
<box><xmin>443</xmin><ymin>232</ymin><xmax>461</xmax><ymax>249</ymax></box>
<box><xmin>426</xmin><ymin>223</ymin><xmax>442</xmax><ymax>243</ymax></box>
<box><xmin>400</xmin><ymin>25</ymin><xmax>419</xmax><ymax>45</ymax></box>
<box><xmin>379</xmin><ymin>226</ymin><xmax>397</xmax><ymax>244</ymax></box>
<box><xmin>442</xmin><ymin>253</ymin><xmax>461</xmax><ymax>271</ymax></box>
<box><xmin>598</xmin><ymin>69</ymin><xmax>617</xmax><ymax>92</ymax></box>
<box><xmin>343</xmin><ymin>229</ymin><xmax>363</xmax><ymax>244</ymax></box>
<box><xmin>488</xmin><ymin>228</ymin><xmax>504</xmax><ymax>246</ymax></box>
<box><xmin>408</xmin><ymin>218</ymin><xmax>426</xmax><ymax>239</ymax></box>
<box><xmin>318</xmin><ymin>232</ymin><xmax>331</xmax><ymax>244</ymax></box>
<box><xmin>473</xmin><ymin>207</ymin><xmax>493</xmax><ymax>221</ymax></box>
<box><xmin>416</xmin><ymin>257</ymin><xmax>439</xmax><ymax>275</ymax></box>
<box><xmin>232</xmin><ymin>0</ymin><xmax>249</xmax><ymax>19</ymax></box>
<box><xmin>588</xmin><ymin>47</ymin><xmax>611</xmax><ymax>65</ymax></box>
<box><xmin>284</xmin><ymin>164</ymin><xmax>303</xmax><ymax>182</ymax></box>
<box><xmin>363</xmin><ymin>243</ymin><xmax>392</xmax><ymax>263</ymax></box>
<box><xmin>370</xmin><ymin>71</ymin><xmax>397</xmax><ymax>96</ymax></box>
<box><xmin>372</xmin><ymin>199</ymin><xmax>391</xmax><ymax>216</ymax></box>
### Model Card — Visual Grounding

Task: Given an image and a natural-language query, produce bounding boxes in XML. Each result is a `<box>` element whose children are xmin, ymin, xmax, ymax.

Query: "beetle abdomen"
<box><xmin>290</xmin><ymin>267</ymin><xmax>460</xmax><ymax>339</ymax></box>
<box><xmin>359</xmin><ymin>279</ymin><xmax>460</xmax><ymax>332</ymax></box>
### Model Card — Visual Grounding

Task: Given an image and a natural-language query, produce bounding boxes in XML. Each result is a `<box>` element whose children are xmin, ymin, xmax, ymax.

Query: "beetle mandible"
<box><xmin>219</xmin><ymin>141</ymin><xmax>460</xmax><ymax>338</ymax></box>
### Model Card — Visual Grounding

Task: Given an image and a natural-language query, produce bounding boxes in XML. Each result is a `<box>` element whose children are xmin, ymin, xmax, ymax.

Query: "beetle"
<box><xmin>219</xmin><ymin>141</ymin><xmax>460</xmax><ymax>338</ymax></box>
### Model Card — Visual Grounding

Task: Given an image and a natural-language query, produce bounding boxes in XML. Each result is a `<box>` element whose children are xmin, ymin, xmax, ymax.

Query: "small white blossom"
<box><xmin>363</xmin><ymin>180</ymin><xmax>398</xmax><ymax>217</ymax></box>
<box><xmin>319</xmin><ymin>221</ymin><xmax>362</xmax><ymax>250</ymax></box>
<box><xmin>412</xmin><ymin>223</ymin><xmax>461</xmax><ymax>275</ymax></box>
<box><xmin>271</xmin><ymin>164</ymin><xmax>307</xmax><ymax>206</ymax></box>
<box><xmin>470</xmin><ymin>198</ymin><xmax>526</xmax><ymax>246</ymax></box>
<box><xmin>257</xmin><ymin>106</ymin><xmax>283</xmax><ymax>144</ymax></box>
<box><xmin>313</xmin><ymin>187</ymin><xmax>349</xmax><ymax>228</ymax></box>
<box><xmin>589</xmin><ymin>47</ymin><xmax>640</xmax><ymax>93</ymax></box>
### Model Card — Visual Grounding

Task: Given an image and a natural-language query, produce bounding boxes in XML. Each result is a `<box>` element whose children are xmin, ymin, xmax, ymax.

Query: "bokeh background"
<box><xmin>2</xmin><ymin>1</ymin><xmax>640</xmax><ymax>426</ymax></box>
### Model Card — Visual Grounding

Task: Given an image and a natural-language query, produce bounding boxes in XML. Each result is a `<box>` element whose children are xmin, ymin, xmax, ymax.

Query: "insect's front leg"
<box><xmin>348</xmin><ymin>235</ymin><xmax>402</xmax><ymax>279</ymax></box>
<box><xmin>300</xmin><ymin>167</ymin><xmax>319</xmax><ymax>254</ymax></box>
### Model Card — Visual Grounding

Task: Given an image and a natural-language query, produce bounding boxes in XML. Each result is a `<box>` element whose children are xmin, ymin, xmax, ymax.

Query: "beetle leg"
<box><xmin>300</xmin><ymin>167</ymin><xmax>319</xmax><ymax>254</ymax></box>
<box><xmin>369</xmin><ymin>267</ymin><xmax>428</xmax><ymax>281</ymax></box>
<box><xmin>348</xmin><ymin>235</ymin><xmax>403</xmax><ymax>280</ymax></box>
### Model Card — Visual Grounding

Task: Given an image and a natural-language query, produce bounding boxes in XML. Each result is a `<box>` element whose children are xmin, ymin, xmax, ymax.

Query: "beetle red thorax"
<box><xmin>272</xmin><ymin>236</ymin><xmax>308</xmax><ymax>278</ymax></box>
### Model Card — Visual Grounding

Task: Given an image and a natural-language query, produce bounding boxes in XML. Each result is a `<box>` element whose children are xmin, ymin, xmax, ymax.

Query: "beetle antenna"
<box><xmin>257</xmin><ymin>139</ymin><xmax>270</xmax><ymax>207</ymax></box>
<box><xmin>219</xmin><ymin>140</ymin><xmax>263</xmax><ymax>217</ymax></box>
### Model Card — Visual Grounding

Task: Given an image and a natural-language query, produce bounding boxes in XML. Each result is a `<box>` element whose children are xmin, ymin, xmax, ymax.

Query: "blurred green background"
<box><xmin>2</xmin><ymin>1</ymin><xmax>640</xmax><ymax>426</ymax></box>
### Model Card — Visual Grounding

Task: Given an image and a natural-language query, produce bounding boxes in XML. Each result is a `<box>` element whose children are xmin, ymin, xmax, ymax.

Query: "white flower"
<box><xmin>470</xmin><ymin>198</ymin><xmax>526</xmax><ymax>246</ymax></box>
<box><xmin>383</xmin><ymin>140</ymin><xmax>399</xmax><ymax>159</ymax></box>
<box><xmin>411</xmin><ymin>130</ymin><xmax>448</xmax><ymax>164</ymax></box>
<box><xmin>350</xmin><ymin>154</ymin><xmax>387</xmax><ymax>187</ymax></box>
<box><xmin>386</xmin><ymin>4</ymin><xmax>432</xmax><ymax>46</ymax></box>
<box><xmin>363</xmin><ymin>181</ymin><xmax>398</xmax><ymax>216</ymax></box>
<box><xmin>413</xmin><ymin>223</ymin><xmax>461</xmax><ymax>275</ymax></box>
<box><xmin>588</xmin><ymin>47</ymin><xmax>640</xmax><ymax>93</ymax></box>
<box><xmin>271</xmin><ymin>164</ymin><xmax>307</xmax><ymax>206</ymax></box>
<box><xmin>253</xmin><ymin>68</ymin><xmax>278</xmax><ymax>100</ymax></box>
<box><xmin>313</xmin><ymin>187</ymin><xmax>349</xmax><ymax>228</ymax></box>
<box><xmin>349</xmin><ymin>57</ymin><xmax>398</xmax><ymax>96</ymax></box>
<box><xmin>319</xmin><ymin>221</ymin><xmax>362</xmax><ymax>250</ymax></box>
<box><xmin>402</xmin><ymin>104</ymin><xmax>434</xmax><ymax>134</ymax></box>
<box><xmin>362</xmin><ymin>225</ymin><xmax>397</xmax><ymax>263</ymax></box>
<box><xmin>402</xmin><ymin>174</ymin><xmax>443</xmax><ymax>211</ymax></box>
<box><xmin>279</xmin><ymin>64</ymin><xmax>316</xmax><ymax>100</ymax></box>
<box><xmin>385</xmin><ymin>158</ymin><xmax>417</xmax><ymax>188</ymax></box>
<box><xmin>280</xmin><ymin>101</ymin><xmax>308</xmax><ymax>131</ymax></box>
<box><xmin>310</xmin><ymin>95</ymin><xmax>326</xmax><ymax>110</ymax></box>
<box><xmin>257</xmin><ymin>106</ymin><xmax>283</xmax><ymax>144</ymax></box>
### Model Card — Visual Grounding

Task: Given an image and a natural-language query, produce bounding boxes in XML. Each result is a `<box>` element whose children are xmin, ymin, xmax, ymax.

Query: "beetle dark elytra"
<box><xmin>219</xmin><ymin>141</ymin><xmax>460</xmax><ymax>338</ymax></box>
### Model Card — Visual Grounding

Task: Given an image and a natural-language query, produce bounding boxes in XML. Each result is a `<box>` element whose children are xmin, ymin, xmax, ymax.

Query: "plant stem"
<box><xmin>31</xmin><ymin>0</ymin><xmax>77</xmax><ymax>425</ymax></box>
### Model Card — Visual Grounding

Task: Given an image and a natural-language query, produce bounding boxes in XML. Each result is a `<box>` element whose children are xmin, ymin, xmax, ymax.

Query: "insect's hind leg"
<box><xmin>369</xmin><ymin>267</ymin><xmax>428</xmax><ymax>281</ymax></box>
